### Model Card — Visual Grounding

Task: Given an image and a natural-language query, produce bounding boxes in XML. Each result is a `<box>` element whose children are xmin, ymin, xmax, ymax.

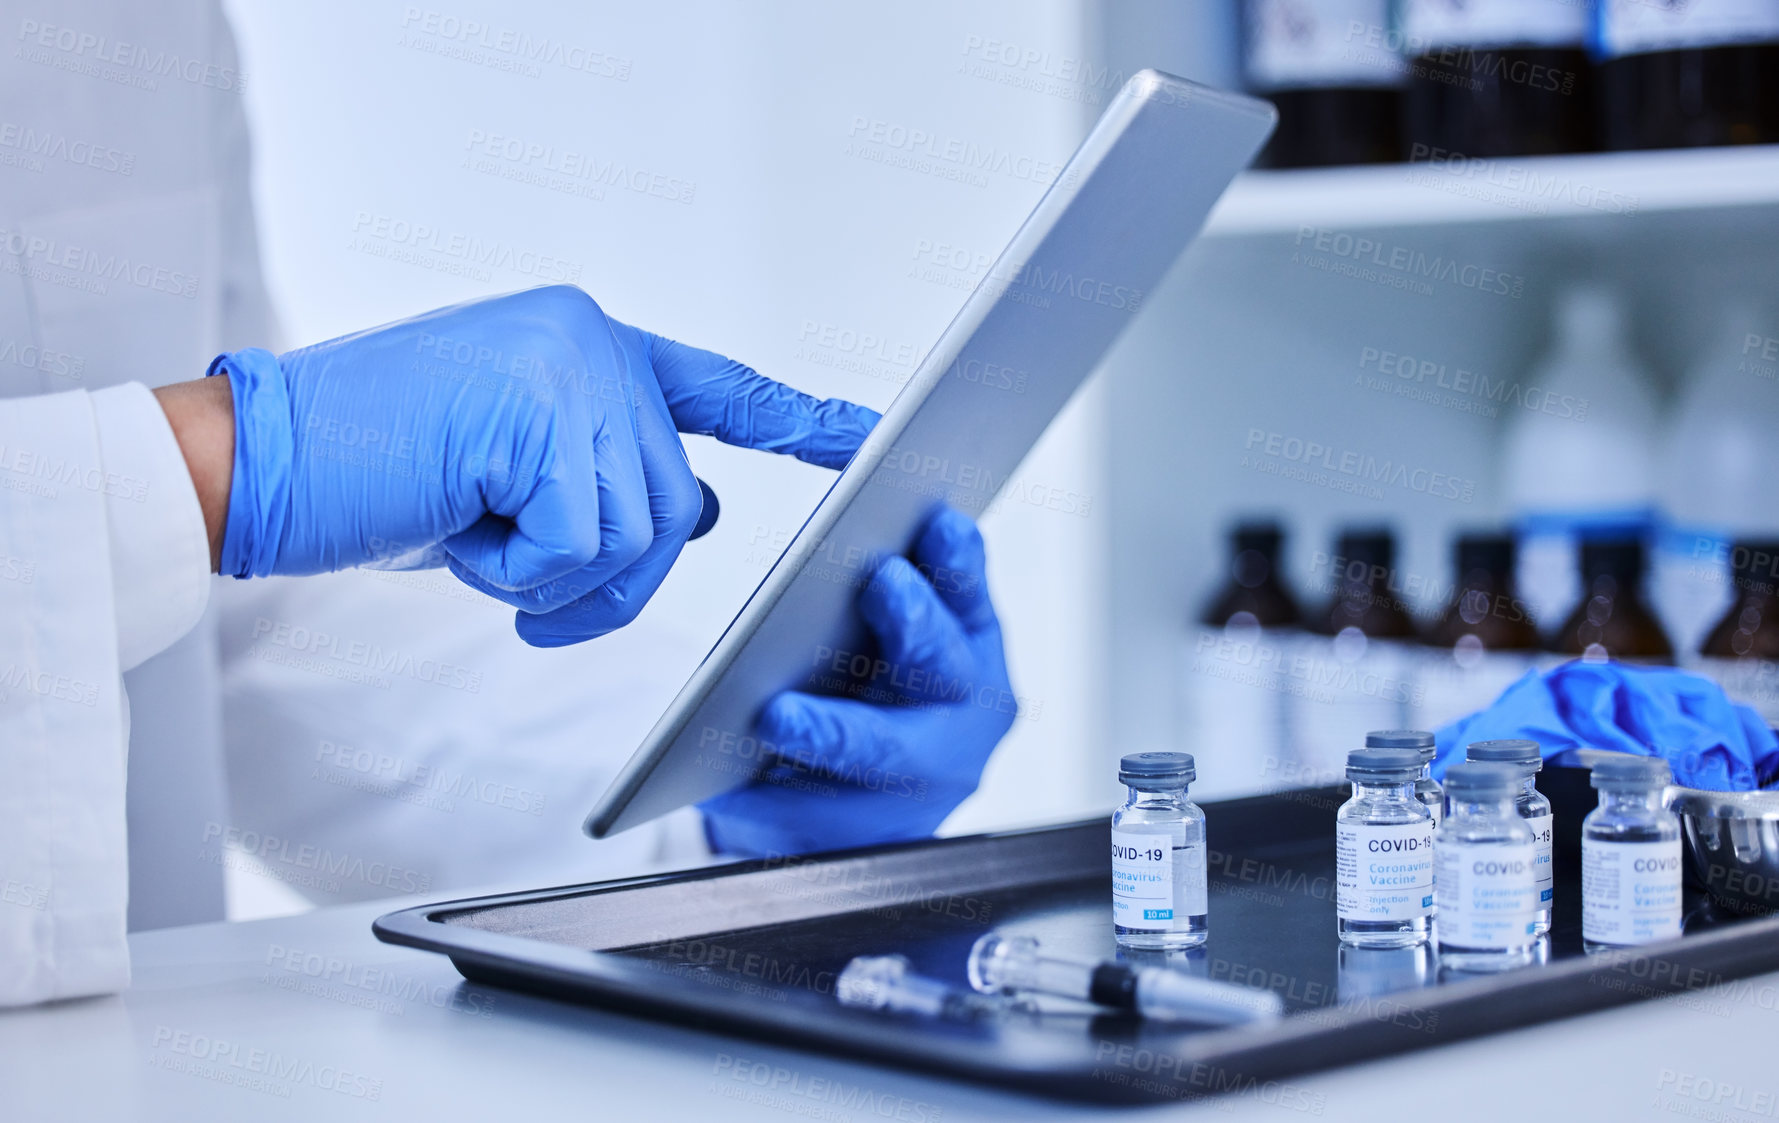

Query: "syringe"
<box><xmin>836</xmin><ymin>954</ymin><xmax>1022</xmax><ymax>1021</ymax></box>
<box><xmin>965</xmin><ymin>932</ymin><xmax>1283</xmax><ymax>1026</ymax></box>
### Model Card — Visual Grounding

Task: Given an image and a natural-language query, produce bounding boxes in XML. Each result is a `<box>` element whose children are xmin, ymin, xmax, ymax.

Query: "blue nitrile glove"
<box><xmin>209</xmin><ymin>285</ymin><xmax>877</xmax><ymax>646</ymax></box>
<box><xmin>699</xmin><ymin>506</ymin><xmax>1019</xmax><ymax>856</ymax></box>
<box><xmin>1432</xmin><ymin>660</ymin><xmax>1779</xmax><ymax>791</ymax></box>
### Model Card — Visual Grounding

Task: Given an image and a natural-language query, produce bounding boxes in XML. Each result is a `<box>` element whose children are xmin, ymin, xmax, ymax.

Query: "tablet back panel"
<box><xmin>587</xmin><ymin>72</ymin><xmax>1275</xmax><ymax>838</ymax></box>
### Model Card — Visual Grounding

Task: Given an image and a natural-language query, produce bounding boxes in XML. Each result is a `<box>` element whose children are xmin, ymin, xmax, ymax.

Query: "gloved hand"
<box><xmin>699</xmin><ymin>505</ymin><xmax>1019</xmax><ymax>855</ymax></box>
<box><xmin>1433</xmin><ymin>659</ymin><xmax>1779</xmax><ymax>791</ymax></box>
<box><xmin>209</xmin><ymin>285</ymin><xmax>877</xmax><ymax>646</ymax></box>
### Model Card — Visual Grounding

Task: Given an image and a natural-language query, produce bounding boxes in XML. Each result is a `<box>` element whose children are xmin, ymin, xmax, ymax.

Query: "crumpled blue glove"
<box><xmin>1433</xmin><ymin>659</ymin><xmax>1779</xmax><ymax>791</ymax></box>
<box><xmin>209</xmin><ymin>285</ymin><xmax>877</xmax><ymax>646</ymax></box>
<box><xmin>699</xmin><ymin>505</ymin><xmax>1018</xmax><ymax>856</ymax></box>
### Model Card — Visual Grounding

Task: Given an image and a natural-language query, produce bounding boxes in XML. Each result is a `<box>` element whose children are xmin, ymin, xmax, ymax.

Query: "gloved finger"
<box><xmin>443</xmin><ymin>419</ymin><xmax>653</xmax><ymax>606</ymax></box>
<box><xmin>755</xmin><ymin>689</ymin><xmax>915</xmax><ymax>780</ymax></box>
<box><xmin>513</xmin><ymin>377</ymin><xmax>702</xmax><ymax>646</ymax></box>
<box><xmin>641</xmin><ymin>330</ymin><xmax>880</xmax><ymax>470</ymax></box>
<box><xmin>857</xmin><ymin>554</ymin><xmax>976</xmax><ymax>704</ymax></box>
<box><xmin>912</xmin><ymin>505</ymin><xmax>998</xmax><ymax>634</ymax></box>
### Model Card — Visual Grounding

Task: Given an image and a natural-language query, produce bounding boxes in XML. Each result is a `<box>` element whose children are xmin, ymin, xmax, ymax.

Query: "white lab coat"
<box><xmin>0</xmin><ymin>0</ymin><xmax>268</xmax><ymax>1000</ymax></box>
<box><xmin>0</xmin><ymin>384</ymin><xmax>210</xmax><ymax>1004</ymax></box>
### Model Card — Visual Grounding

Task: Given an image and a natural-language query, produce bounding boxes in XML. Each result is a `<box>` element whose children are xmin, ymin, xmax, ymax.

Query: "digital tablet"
<box><xmin>586</xmin><ymin>70</ymin><xmax>1275</xmax><ymax>838</ymax></box>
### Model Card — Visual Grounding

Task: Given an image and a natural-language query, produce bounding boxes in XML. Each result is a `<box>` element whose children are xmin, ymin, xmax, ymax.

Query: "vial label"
<box><xmin>1582</xmin><ymin>838</ymin><xmax>1683</xmax><ymax>946</ymax></box>
<box><xmin>1435</xmin><ymin>840</ymin><xmax>1538</xmax><ymax>949</ymax></box>
<box><xmin>1337</xmin><ymin>821</ymin><xmax>1435</xmax><ymax>921</ymax></box>
<box><xmin>1597</xmin><ymin>0</ymin><xmax>1779</xmax><ymax>59</ymax></box>
<box><xmin>1526</xmin><ymin>811</ymin><xmax>1554</xmax><ymax>906</ymax></box>
<box><xmin>1112</xmin><ymin>829</ymin><xmax>1205</xmax><ymax>929</ymax></box>
<box><xmin>1245</xmin><ymin>0</ymin><xmax>1407</xmax><ymax>91</ymax></box>
<box><xmin>1402</xmin><ymin>0</ymin><xmax>1590</xmax><ymax>50</ymax></box>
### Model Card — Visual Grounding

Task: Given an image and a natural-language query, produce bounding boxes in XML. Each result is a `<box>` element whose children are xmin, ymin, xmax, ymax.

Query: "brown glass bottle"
<box><xmin>1202</xmin><ymin>522</ymin><xmax>1302</xmax><ymax>629</ymax></box>
<box><xmin>1551</xmin><ymin>540</ymin><xmax>1673</xmax><ymax>661</ymax></box>
<box><xmin>1701</xmin><ymin>540</ymin><xmax>1779</xmax><ymax>661</ymax></box>
<box><xmin>1242</xmin><ymin>0</ymin><xmax>1404</xmax><ymax>168</ymax></box>
<box><xmin>1426</xmin><ymin>533</ymin><xmax>1540</xmax><ymax>651</ymax></box>
<box><xmin>1261</xmin><ymin>88</ymin><xmax>1404</xmax><ymax>168</ymax></box>
<box><xmin>1596</xmin><ymin>45</ymin><xmax>1779</xmax><ymax>151</ymax></box>
<box><xmin>1311</xmin><ymin>528</ymin><xmax>1418</xmax><ymax>639</ymax></box>
<box><xmin>1404</xmin><ymin>46</ymin><xmax>1595</xmax><ymax>158</ymax></box>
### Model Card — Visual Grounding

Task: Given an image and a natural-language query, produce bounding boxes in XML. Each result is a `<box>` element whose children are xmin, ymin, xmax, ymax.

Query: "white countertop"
<box><xmin>3</xmin><ymin>895</ymin><xmax>1774</xmax><ymax>1122</ymax></box>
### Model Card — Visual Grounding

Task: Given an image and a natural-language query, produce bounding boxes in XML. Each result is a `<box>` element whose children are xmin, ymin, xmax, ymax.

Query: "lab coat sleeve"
<box><xmin>89</xmin><ymin>384</ymin><xmax>213</xmax><ymax>672</ymax></box>
<box><xmin>0</xmin><ymin>385</ymin><xmax>211</xmax><ymax>1006</ymax></box>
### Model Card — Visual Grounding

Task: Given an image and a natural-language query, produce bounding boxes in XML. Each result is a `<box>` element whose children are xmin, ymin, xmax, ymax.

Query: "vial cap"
<box><xmin>1345</xmin><ymin>747</ymin><xmax>1422</xmax><ymax>782</ymax></box>
<box><xmin>1467</xmin><ymin>739</ymin><xmax>1543</xmax><ymax>772</ymax></box>
<box><xmin>1365</xmin><ymin>729</ymin><xmax>1436</xmax><ymax>762</ymax></box>
<box><xmin>1442</xmin><ymin>761</ymin><xmax>1522</xmax><ymax>796</ymax></box>
<box><xmin>1119</xmin><ymin>751</ymin><xmax>1195</xmax><ymax>788</ymax></box>
<box><xmin>1589</xmin><ymin>754</ymin><xmax>1671</xmax><ymax>789</ymax></box>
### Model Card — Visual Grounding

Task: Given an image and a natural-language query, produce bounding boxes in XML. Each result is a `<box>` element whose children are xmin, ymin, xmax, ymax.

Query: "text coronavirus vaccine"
<box><xmin>1583</xmin><ymin>755</ymin><xmax>1682</xmax><ymax>950</ymax></box>
<box><xmin>1336</xmin><ymin>746</ymin><xmax>1434</xmax><ymax>947</ymax></box>
<box><xmin>1435</xmin><ymin>762</ymin><xmax>1540</xmax><ymax>970</ymax></box>
<box><xmin>1111</xmin><ymin>752</ymin><xmax>1208</xmax><ymax>949</ymax></box>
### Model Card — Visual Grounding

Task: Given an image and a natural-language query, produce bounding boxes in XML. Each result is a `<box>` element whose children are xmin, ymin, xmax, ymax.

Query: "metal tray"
<box><xmin>373</xmin><ymin>767</ymin><xmax>1779</xmax><ymax>1104</ymax></box>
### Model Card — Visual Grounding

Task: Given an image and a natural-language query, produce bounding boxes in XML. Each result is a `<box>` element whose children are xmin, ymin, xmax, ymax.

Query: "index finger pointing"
<box><xmin>644</xmin><ymin>332</ymin><xmax>879</xmax><ymax>469</ymax></box>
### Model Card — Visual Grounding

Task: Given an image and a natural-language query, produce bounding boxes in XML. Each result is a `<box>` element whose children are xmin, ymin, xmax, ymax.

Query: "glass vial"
<box><xmin>1367</xmin><ymin>730</ymin><xmax>1443</xmax><ymax>828</ymax></box>
<box><xmin>1466</xmin><ymin>739</ymin><xmax>1554</xmax><ymax>934</ymax></box>
<box><xmin>1583</xmin><ymin>755</ymin><xmax>1683</xmax><ymax>951</ymax></box>
<box><xmin>1112</xmin><ymin>752</ymin><xmax>1208</xmax><ymax>950</ymax></box>
<box><xmin>1435</xmin><ymin>762</ymin><xmax>1540</xmax><ymax>971</ymax></box>
<box><xmin>1336</xmin><ymin>747</ymin><xmax>1434</xmax><ymax>948</ymax></box>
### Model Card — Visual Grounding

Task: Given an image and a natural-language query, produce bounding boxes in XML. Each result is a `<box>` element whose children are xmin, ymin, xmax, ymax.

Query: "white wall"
<box><xmin>222</xmin><ymin>0</ymin><xmax>1123</xmax><ymax>833</ymax></box>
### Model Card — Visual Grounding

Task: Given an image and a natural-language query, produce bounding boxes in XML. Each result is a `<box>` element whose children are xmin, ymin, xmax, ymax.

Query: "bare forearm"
<box><xmin>152</xmin><ymin>377</ymin><xmax>234</xmax><ymax>572</ymax></box>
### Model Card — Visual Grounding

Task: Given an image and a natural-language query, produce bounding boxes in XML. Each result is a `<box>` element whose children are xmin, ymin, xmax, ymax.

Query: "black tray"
<box><xmin>373</xmin><ymin>767</ymin><xmax>1779</xmax><ymax>1104</ymax></box>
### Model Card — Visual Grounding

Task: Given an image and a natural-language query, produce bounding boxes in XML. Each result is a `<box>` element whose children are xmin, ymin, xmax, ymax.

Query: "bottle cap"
<box><xmin>1366</xmin><ymin>729</ymin><xmax>1436</xmax><ymax>763</ymax></box>
<box><xmin>1442</xmin><ymin>761</ymin><xmax>1522</xmax><ymax>797</ymax></box>
<box><xmin>1119</xmin><ymin>752</ymin><xmax>1195</xmax><ymax>788</ymax></box>
<box><xmin>1589</xmin><ymin>754</ymin><xmax>1671</xmax><ymax>789</ymax></box>
<box><xmin>1466</xmin><ymin>739</ymin><xmax>1543</xmax><ymax>773</ymax></box>
<box><xmin>1345</xmin><ymin>747</ymin><xmax>1422</xmax><ymax>783</ymax></box>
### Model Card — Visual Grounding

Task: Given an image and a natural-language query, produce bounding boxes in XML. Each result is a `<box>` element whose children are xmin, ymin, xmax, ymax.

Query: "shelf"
<box><xmin>1203</xmin><ymin>144</ymin><xmax>1779</xmax><ymax>236</ymax></box>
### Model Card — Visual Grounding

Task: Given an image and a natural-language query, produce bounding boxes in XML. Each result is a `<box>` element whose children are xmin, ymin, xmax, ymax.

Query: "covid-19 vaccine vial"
<box><xmin>1467</xmin><ymin>739</ymin><xmax>1553</xmax><ymax>934</ymax></box>
<box><xmin>1435</xmin><ymin>762</ymin><xmax>1540</xmax><ymax>971</ymax></box>
<box><xmin>1583</xmin><ymin>755</ymin><xmax>1682</xmax><ymax>951</ymax></box>
<box><xmin>1112</xmin><ymin>752</ymin><xmax>1208</xmax><ymax>950</ymax></box>
<box><xmin>1336</xmin><ymin>747</ymin><xmax>1434</xmax><ymax>948</ymax></box>
<box><xmin>1366</xmin><ymin>730</ymin><xmax>1443</xmax><ymax>827</ymax></box>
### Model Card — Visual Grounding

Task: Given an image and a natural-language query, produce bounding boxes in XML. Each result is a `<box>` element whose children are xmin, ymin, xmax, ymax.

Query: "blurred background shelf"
<box><xmin>1204</xmin><ymin>145</ymin><xmax>1779</xmax><ymax>236</ymax></box>
<box><xmin>1090</xmin><ymin>6</ymin><xmax>1779</xmax><ymax>795</ymax></box>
